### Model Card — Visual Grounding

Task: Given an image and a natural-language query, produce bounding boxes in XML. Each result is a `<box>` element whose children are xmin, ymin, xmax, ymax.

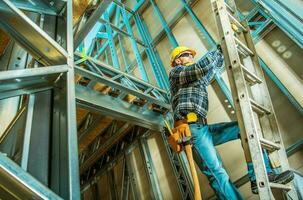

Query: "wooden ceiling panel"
<box><xmin>73</xmin><ymin>0</ymin><xmax>91</xmax><ymax>25</ymax></box>
<box><xmin>0</xmin><ymin>29</ymin><xmax>10</xmax><ymax>56</ymax></box>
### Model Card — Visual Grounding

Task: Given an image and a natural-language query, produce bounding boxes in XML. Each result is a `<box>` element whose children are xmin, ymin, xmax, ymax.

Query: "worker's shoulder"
<box><xmin>169</xmin><ymin>65</ymin><xmax>186</xmax><ymax>74</ymax></box>
<box><xmin>169</xmin><ymin>66</ymin><xmax>183</xmax><ymax>79</ymax></box>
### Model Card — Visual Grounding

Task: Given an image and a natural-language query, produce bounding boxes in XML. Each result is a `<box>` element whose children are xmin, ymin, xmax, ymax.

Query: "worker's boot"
<box><xmin>250</xmin><ymin>170</ymin><xmax>294</xmax><ymax>194</ymax></box>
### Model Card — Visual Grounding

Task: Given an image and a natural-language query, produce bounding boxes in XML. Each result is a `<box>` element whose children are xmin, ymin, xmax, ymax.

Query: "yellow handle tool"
<box><xmin>164</xmin><ymin>120</ymin><xmax>202</xmax><ymax>200</ymax></box>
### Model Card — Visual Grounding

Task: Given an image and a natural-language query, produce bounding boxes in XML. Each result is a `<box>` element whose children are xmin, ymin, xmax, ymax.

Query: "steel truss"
<box><xmin>78</xmin><ymin>0</ymin><xmax>302</xmax><ymax>199</ymax></box>
<box><xmin>0</xmin><ymin>0</ymin><xmax>79</xmax><ymax>199</ymax></box>
<box><xmin>0</xmin><ymin>0</ymin><xmax>302</xmax><ymax>199</ymax></box>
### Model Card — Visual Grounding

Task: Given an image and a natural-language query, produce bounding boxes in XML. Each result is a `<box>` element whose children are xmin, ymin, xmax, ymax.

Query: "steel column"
<box><xmin>20</xmin><ymin>96</ymin><xmax>35</xmax><ymax>171</ymax></box>
<box><xmin>181</xmin><ymin>0</ymin><xmax>216</xmax><ymax>47</ymax></box>
<box><xmin>149</xmin><ymin>0</ymin><xmax>178</xmax><ymax>48</ymax></box>
<box><xmin>121</xmin><ymin>7</ymin><xmax>148</xmax><ymax>81</ymax></box>
<box><xmin>66</xmin><ymin>0</ymin><xmax>80</xmax><ymax>198</ymax></box>
<box><xmin>139</xmin><ymin>137</ymin><xmax>163</xmax><ymax>200</ymax></box>
<box><xmin>134</xmin><ymin>13</ymin><xmax>169</xmax><ymax>90</ymax></box>
<box><xmin>104</xmin><ymin>11</ymin><xmax>121</xmax><ymax>69</ymax></box>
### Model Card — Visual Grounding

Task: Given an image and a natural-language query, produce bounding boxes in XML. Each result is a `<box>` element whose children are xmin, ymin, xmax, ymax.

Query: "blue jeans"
<box><xmin>190</xmin><ymin>121</ymin><xmax>272</xmax><ymax>200</ymax></box>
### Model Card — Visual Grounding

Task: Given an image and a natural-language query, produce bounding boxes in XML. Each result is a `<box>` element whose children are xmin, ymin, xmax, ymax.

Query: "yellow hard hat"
<box><xmin>170</xmin><ymin>46</ymin><xmax>196</xmax><ymax>67</ymax></box>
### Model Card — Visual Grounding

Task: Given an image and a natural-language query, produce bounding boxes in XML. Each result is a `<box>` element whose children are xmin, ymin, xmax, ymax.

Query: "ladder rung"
<box><xmin>250</xmin><ymin>99</ymin><xmax>271</xmax><ymax>115</ymax></box>
<box><xmin>240</xmin><ymin>64</ymin><xmax>262</xmax><ymax>84</ymax></box>
<box><xmin>234</xmin><ymin>37</ymin><xmax>254</xmax><ymax>56</ymax></box>
<box><xmin>227</xmin><ymin>12</ymin><xmax>247</xmax><ymax>32</ymax></box>
<box><xmin>259</xmin><ymin>138</ymin><xmax>280</xmax><ymax>152</ymax></box>
<box><xmin>224</xmin><ymin>2</ymin><xmax>235</xmax><ymax>14</ymax></box>
<box><xmin>269</xmin><ymin>182</ymin><xmax>292</xmax><ymax>191</ymax></box>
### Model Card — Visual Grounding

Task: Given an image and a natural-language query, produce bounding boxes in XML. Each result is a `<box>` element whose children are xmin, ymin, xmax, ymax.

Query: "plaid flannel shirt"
<box><xmin>169</xmin><ymin>49</ymin><xmax>224</xmax><ymax>121</ymax></box>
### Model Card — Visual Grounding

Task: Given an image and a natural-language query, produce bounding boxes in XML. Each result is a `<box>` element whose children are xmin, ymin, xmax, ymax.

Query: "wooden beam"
<box><xmin>76</xmin><ymin>107</ymin><xmax>89</xmax><ymax>125</ymax></box>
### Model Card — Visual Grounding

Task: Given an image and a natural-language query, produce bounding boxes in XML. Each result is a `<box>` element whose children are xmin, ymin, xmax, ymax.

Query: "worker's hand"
<box><xmin>217</xmin><ymin>44</ymin><xmax>223</xmax><ymax>53</ymax></box>
<box><xmin>168</xmin><ymin>123</ymin><xmax>191</xmax><ymax>153</ymax></box>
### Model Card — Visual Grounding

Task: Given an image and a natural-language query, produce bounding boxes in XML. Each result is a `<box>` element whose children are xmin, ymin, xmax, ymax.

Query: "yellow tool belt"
<box><xmin>166</xmin><ymin>113</ymin><xmax>208</xmax><ymax>153</ymax></box>
<box><xmin>174</xmin><ymin>112</ymin><xmax>207</xmax><ymax>127</ymax></box>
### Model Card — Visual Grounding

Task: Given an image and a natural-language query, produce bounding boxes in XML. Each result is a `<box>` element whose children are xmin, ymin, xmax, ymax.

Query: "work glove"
<box><xmin>168</xmin><ymin>123</ymin><xmax>192</xmax><ymax>153</ymax></box>
<box><xmin>217</xmin><ymin>44</ymin><xmax>223</xmax><ymax>53</ymax></box>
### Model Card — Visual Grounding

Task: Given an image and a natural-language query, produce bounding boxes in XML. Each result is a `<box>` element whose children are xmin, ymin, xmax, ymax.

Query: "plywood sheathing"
<box><xmin>73</xmin><ymin>0</ymin><xmax>91</xmax><ymax>25</ymax></box>
<box><xmin>0</xmin><ymin>29</ymin><xmax>10</xmax><ymax>56</ymax></box>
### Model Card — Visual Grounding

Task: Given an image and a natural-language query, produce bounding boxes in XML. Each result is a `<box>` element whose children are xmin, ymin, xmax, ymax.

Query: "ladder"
<box><xmin>211</xmin><ymin>0</ymin><xmax>298</xmax><ymax>199</ymax></box>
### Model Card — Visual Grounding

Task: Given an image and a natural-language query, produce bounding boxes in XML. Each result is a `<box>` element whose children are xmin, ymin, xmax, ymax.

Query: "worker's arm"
<box><xmin>169</xmin><ymin>49</ymin><xmax>224</xmax><ymax>85</ymax></box>
<box><xmin>203</xmin><ymin>49</ymin><xmax>224</xmax><ymax>84</ymax></box>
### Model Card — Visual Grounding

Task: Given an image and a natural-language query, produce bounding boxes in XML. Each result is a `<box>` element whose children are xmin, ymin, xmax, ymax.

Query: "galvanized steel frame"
<box><xmin>0</xmin><ymin>0</ymin><xmax>80</xmax><ymax>199</ymax></box>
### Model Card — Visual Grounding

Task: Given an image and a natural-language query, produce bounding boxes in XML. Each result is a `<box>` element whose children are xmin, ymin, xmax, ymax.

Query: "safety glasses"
<box><xmin>177</xmin><ymin>52</ymin><xmax>193</xmax><ymax>58</ymax></box>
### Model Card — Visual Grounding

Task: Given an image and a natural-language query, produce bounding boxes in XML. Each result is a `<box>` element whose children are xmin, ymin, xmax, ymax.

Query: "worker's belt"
<box><xmin>175</xmin><ymin>112</ymin><xmax>207</xmax><ymax>127</ymax></box>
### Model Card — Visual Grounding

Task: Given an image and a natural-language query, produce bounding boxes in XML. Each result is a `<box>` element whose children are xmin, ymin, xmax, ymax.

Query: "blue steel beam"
<box><xmin>181</xmin><ymin>0</ymin><xmax>216</xmax><ymax>47</ymax></box>
<box><xmin>149</xmin><ymin>0</ymin><xmax>178</xmax><ymax>48</ymax></box>
<box><xmin>95</xmin><ymin>17</ymin><xmax>147</xmax><ymax>61</ymax></box>
<box><xmin>104</xmin><ymin>11</ymin><xmax>120</xmax><ymax>69</ymax></box>
<box><xmin>134</xmin><ymin>13</ymin><xmax>170</xmax><ymax>90</ymax></box>
<box><xmin>89</xmin><ymin>0</ymin><xmax>146</xmax><ymax>58</ymax></box>
<box><xmin>115</xmin><ymin>6</ymin><xmax>131</xmax><ymax>69</ymax></box>
<box><xmin>118</xmin><ymin>34</ymin><xmax>129</xmax><ymax>68</ymax></box>
<box><xmin>96</xmin><ymin>32</ymin><xmax>108</xmax><ymax>39</ymax></box>
<box><xmin>83</xmin><ymin>3</ymin><xmax>116</xmax><ymax>56</ymax></box>
<box><xmin>121</xmin><ymin>7</ymin><xmax>148</xmax><ymax>81</ymax></box>
<box><xmin>141</xmin><ymin>18</ymin><xmax>170</xmax><ymax>89</ymax></box>
<box><xmin>74</xmin><ymin>0</ymin><xmax>112</xmax><ymax>49</ymax></box>
<box><xmin>251</xmin><ymin>0</ymin><xmax>303</xmax><ymax>48</ymax></box>
<box><xmin>242</xmin><ymin>6</ymin><xmax>275</xmax><ymax>43</ymax></box>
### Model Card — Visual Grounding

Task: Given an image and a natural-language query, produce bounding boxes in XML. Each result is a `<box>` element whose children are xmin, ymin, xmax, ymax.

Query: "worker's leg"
<box><xmin>210</xmin><ymin>121</ymin><xmax>240</xmax><ymax>145</ymax></box>
<box><xmin>209</xmin><ymin>121</ymin><xmax>273</xmax><ymax>176</ymax></box>
<box><xmin>209</xmin><ymin>121</ymin><xmax>294</xmax><ymax>193</ymax></box>
<box><xmin>209</xmin><ymin>122</ymin><xmax>273</xmax><ymax>188</ymax></box>
<box><xmin>190</xmin><ymin>123</ymin><xmax>243</xmax><ymax>200</ymax></box>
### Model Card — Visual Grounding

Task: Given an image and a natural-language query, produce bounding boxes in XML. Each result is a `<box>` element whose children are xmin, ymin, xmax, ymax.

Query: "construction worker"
<box><xmin>168</xmin><ymin>46</ymin><xmax>294</xmax><ymax>199</ymax></box>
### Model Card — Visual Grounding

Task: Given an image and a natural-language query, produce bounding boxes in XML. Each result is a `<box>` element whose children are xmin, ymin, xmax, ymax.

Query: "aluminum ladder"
<box><xmin>211</xmin><ymin>0</ymin><xmax>298</xmax><ymax>199</ymax></box>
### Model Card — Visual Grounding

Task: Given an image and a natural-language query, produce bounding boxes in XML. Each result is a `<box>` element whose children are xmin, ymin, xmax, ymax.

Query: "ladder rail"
<box><xmin>211</xmin><ymin>0</ymin><xmax>298</xmax><ymax>199</ymax></box>
<box><xmin>212</xmin><ymin>1</ymin><xmax>273</xmax><ymax>198</ymax></box>
<box><xmin>242</xmin><ymin>21</ymin><xmax>292</xmax><ymax>172</ymax></box>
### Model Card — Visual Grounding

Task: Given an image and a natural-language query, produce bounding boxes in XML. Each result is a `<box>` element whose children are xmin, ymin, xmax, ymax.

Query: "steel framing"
<box><xmin>0</xmin><ymin>0</ymin><xmax>301</xmax><ymax>199</ymax></box>
<box><xmin>75</xmin><ymin>1</ymin><xmax>303</xmax><ymax>197</ymax></box>
<box><xmin>78</xmin><ymin>0</ymin><xmax>302</xmax><ymax>199</ymax></box>
<box><xmin>0</xmin><ymin>0</ymin><xmax>80</xmax><ymax>199</ymax></box>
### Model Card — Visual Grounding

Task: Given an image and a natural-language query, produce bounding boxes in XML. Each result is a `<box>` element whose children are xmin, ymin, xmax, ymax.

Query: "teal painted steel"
<box><xmin>149</xmin><ymin>0</ymin><xmax>178</xmax><ymax>48</ymax></box>
<box><xmin>121</xmin><ymin>7</ymin><xmax>148</xmax><ymax>81</ymax></box>
<box><xmin>134</xmin><ymin>14</ymin><xmax>170</xmax><ymax>89</ymax></box>
<box><xmin>181</xmin><ymin>0</ymin><xmax>216</xmax><ymax>47</ymax></box>
<box><xmin>252</xmin><ymin>0</ymin><xmax>303</xmax><ymax>48</ymax></box>
<box><xmin>104</xmin><ymin>11</ymin><xmax>120</xmax><ymax>69</ymax></box>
